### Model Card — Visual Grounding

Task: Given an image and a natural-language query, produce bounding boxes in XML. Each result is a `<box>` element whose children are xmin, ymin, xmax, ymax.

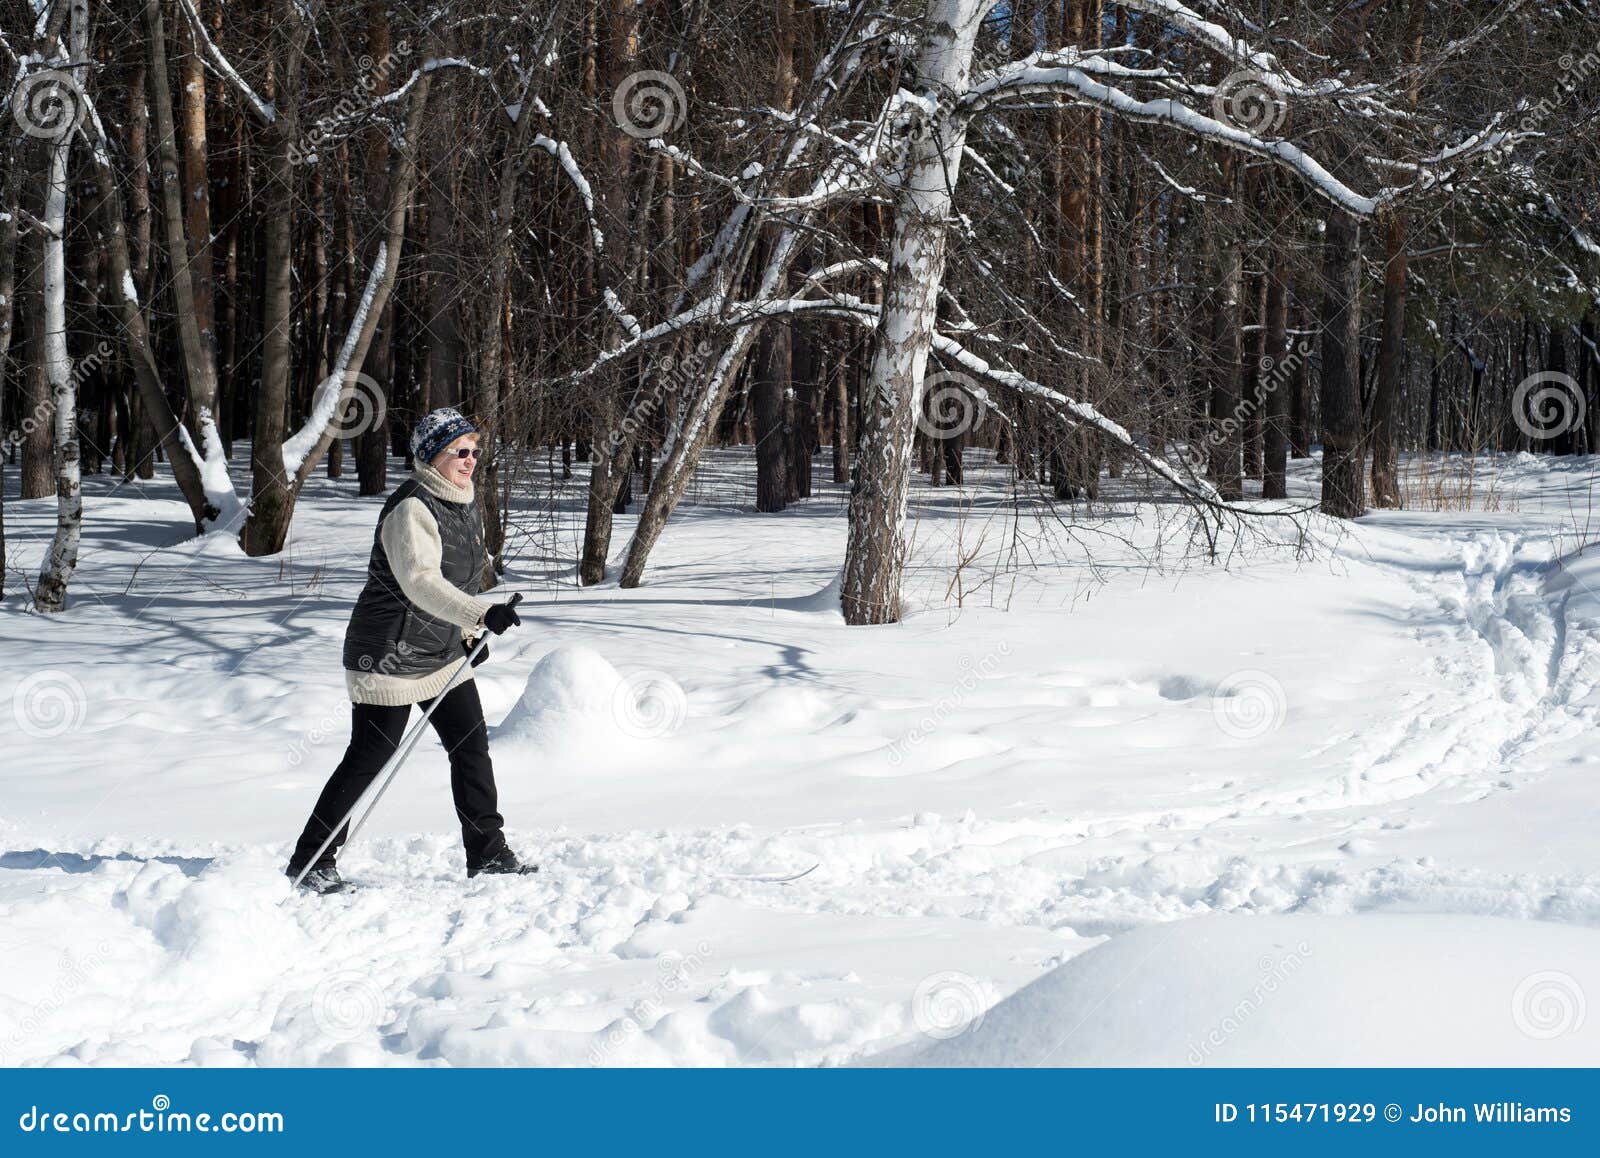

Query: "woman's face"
<box><xmin>431</xmin><ymin>433</ymin><xmax>480</xmax><ymax>488</ymax></box>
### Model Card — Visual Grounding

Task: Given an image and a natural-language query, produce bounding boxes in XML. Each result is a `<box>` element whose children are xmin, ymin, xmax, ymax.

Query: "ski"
<box><xmin>718</xmin><ymin>863</ymin><xmax>820</xmax><ymax>884</ymax></box>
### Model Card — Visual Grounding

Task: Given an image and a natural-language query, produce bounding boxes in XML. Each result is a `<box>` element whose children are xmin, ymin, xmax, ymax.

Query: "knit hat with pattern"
<box><xmin>410</xmin><ymin>407</ymin><xmax>477</xmax><ymax>465</ymax></box>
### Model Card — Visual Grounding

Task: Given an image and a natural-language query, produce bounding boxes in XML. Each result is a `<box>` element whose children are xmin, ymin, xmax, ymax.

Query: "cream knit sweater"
<box><xmin>345</xmin><ymin>463</ymin><xmax>497</xmax><ymax>707</ymax></box>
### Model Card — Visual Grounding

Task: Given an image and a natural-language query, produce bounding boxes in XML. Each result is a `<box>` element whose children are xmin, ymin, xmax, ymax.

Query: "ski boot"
<box><xmin>467</xmin><ymin>847</ymin><xmax>540</xmax><ymax>879</ymax></box>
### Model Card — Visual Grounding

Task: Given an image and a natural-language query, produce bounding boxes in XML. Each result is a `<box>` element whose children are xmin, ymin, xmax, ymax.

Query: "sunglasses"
<box><xmin>447</xmin><ymin>447</ymin><xmax>483</xmax><ymax>460</ymax></box>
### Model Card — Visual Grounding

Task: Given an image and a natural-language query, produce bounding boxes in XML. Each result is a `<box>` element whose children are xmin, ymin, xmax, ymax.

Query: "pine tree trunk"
<box><xmin>578</xmin><ymin>0</ymin><xmax>642</xmax><ymax>585</ymax></box>
<box><xmin>21</xmin><ymin>229</ymin><xmax>54</xmax><ymax>500</ymax></box>
<box><xmin>121</xmin><ymin>15</ymin><xmax>158</xmax><ymax>480</ymax></box>
<box><xmin>356</xmin><ymin>0</ymin><xmax>394</xmax><ymax>496</ymax></box>
<box><xmin>145</xmin><ymin>0</ymin><xmax>220</xmax><ymax>446</ymax></box>
<box><xmin>86</xmin><ymin>89</ymin><xmax>214</xmax><ymax>525</ymax></box>
<box><xmin>1547</xmin><ymin>327</ymin><xmax>1574</xmax><ymax>456</ymax></box>
<box><xmin>942</xmin><ymin>430</ymin><xmax>964</xmax><ymax>485</ymax></box>
<box><xmin>423</xmin><ymin>114</ymin><xmax>461</xmax><ymax>411</ymax></box>
<box><xmin>1369</xmin><ymin>0</ymin><xmax>1424</xmax><ymax>506</ymax></box>
<box><xmin>1319</xmin><ymin>208</ymin><xmax>1366</xmax><ymax>518</ymax></box>
<box><xmin>242</xmin><ymin>13</ymin><xmax>431</xmax><ymax>553</ymax></box>
<box><xmin>1261</xmin><ymin>245</ymin><xmax>1291</xmax><ymax>500</ymax></box>
<box><xmin>831</xmin><ymin>339</ymin><xmax>851</xmax><ymax>483</ymax></box>
<box><xmin>177</xmin><ymin>0</ymin><xmax>217</xmax><ymax>400</ymax></box>
<box><xmin>1369</xmin><ymin>208</ymin><xmax>1407</xmax><ymax>506</ymax></box>
<box><xmin>1207</xmin><ymin>233</ymin><xmax>1244</xmax><ymax>501</ymax></box>
<box><xmin>756</xmin><ymin>3</ymin><xmax>795</xmax><ymax>513</ymax></box>
<box><xmin>1582</xmin><ymin>314</ymin><xmax>1598</xmax><ymax>455</ymax></box>
<box><xmin>1289</xmin><ymin>298</ymin><xmax>1312</xmax><ymax>458</ymax></box>
<box><xmin>217</xmin><ymin>86</ymin><xmax>242</xmax><ymax>457</ymax></box>
<box><xmin>241</xmin><ymin>6</ymin><xmax>302</xmax><ymax>557</ymax></box>
<box><xmin>1317</xmin><ymin>3</ymin><xmax>1372</xmax><ymax>518</ymax></box>
<box><xmin>753</xmin><ymin>320</ymin><xmax>790</xmax><ymax>512</ymax></box>
<box><xmin>1242</xmin><ymin>271</ymin><xmax>1266</xmax><ymax>481</ymax></box>
<box><xmin>791</xmin><ymin>321</ymin><xmax>818</xmax><ymax>500</ymax></box>
<box><xmin>475</xmin><ymin>9</ymin><xmax>554</xmax><ymax>578</ymax></box>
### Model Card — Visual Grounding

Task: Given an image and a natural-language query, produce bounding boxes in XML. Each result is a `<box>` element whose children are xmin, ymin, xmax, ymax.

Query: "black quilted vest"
<box><xmin>343</xmin><ymin>476</ymin><xmax>484</xmax><ymax>678</ymax></box>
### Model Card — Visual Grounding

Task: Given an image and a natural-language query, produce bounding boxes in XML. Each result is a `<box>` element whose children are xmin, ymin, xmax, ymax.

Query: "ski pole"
<box><xmin>288</xmin><ymin>594</ymin><xmax>521</xmax><ymax>890</ymax></box>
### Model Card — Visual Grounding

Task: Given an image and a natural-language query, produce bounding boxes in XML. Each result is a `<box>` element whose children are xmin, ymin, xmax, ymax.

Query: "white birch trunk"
<box><xmin>840</xmin><ymin>0</ymin><xmax>991</xmax><ymax>625</ymax></box>
<box><xmin>34</xmin><ymin>0</ymin><xmax>88</xmax><ymax>612</ymax></box>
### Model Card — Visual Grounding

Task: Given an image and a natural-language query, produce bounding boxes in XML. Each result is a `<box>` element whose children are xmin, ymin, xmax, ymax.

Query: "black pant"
<box><xmin>288</xmin><ymin>680</ymin><xmax>507</xmax><ymax>874</ymax></box>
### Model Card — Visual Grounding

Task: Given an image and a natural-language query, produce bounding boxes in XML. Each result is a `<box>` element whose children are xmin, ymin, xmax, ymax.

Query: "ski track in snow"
<box><xmin>3</xmin><ymin>449</ymin><xmax>1600</xmax><ymax>1066</ymax></box>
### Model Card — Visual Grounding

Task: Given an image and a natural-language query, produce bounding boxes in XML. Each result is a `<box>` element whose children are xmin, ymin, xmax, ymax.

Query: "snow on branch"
<box><xmin>531</xmin><ymin>134</ymin><xmax>603</xmax><ymax>254</ymax></box>
<box><xmin>668</xmin><ymin>11</ymin><xmax>897</xmax><ymax>307</ymax></box>
<box><xmin>928</xmin><ymin>332</ymin><xmax>1218</xmax><ymax>503</ymax></box>
<box><xmin>174</xmin><ymin>0</ymin><xmax>275</xmax><ymax>124</ymax></box>
<box><xmin>1112</xmin><ymin>0</ymin><xmax>1301</xmax><ymax>91</ymax></box>
<box><xmin>605</xmin><ymin>288</ymin><xmax>642</xmax><ymax>339</ymax></box>
<box><xmin>281</xmin><ymin>242</ymin><xmax>388</xmax><ymax>475</ymax></box>
<box><xmin>562</xmin><ymin>272</ymin><xmax>1218</xmax><ymax>508</ymax></box>
<box><xmin>1367</xmin><ymin>116</ymin><xmax>1524</xmax><ymax>199</ymax></box>
<box><xmin>175</xmin><ymin>410</ymin><xmax>247</xmax><ymax>533</ymax></box>
<box><xmin>959</xmin><ymin>63</ymin><xmax>1378</xmax><ymax>216</ymax></box>
<box><xmin>642</xmin><ymin>115</ymin><xmax>886</xmax><ymax>214</ymax></box>
<box><xmin>1083</xmin><ymin>5</ymin><xmax>1399</xmax><ymax>120</ymax></box>
<box><xmin>789</xmin><ymin>283</ymin><xmax>1222</xmax><ymax>506</ymax></box>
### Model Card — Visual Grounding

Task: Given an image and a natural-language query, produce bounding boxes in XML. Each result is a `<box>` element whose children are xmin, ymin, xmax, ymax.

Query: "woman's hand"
<box><xmin>483</xmin><ymin>598</ymin><xmax>522</xmax><ymax>635</ymax></box>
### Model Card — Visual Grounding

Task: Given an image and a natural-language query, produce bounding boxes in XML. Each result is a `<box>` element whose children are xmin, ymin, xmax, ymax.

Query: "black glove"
<box><xmin>483</xmin><ymin>599</ymin><xmax>522</xmax><ymax>636</ymax></box>
<box><xmin>464</xmin><ymin>635</ymin><xmax>489</xmax><ymax>667</ymax></box>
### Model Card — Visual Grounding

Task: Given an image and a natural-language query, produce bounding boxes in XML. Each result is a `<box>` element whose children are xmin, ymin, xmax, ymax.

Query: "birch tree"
<box><xmin>33</xmin><ymin>0</ymin><xmax>88</xmax><ymax>612</ymax></box>
<box><xmin>841</xmin><ymin>0</ymin><xmax>989</xmax><ymax>624</ymax></box>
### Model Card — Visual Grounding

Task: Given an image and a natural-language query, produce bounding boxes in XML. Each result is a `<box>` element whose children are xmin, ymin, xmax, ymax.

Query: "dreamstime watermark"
<box><xmin>1211</xmin><ymin>69</ymin><xmax>1288</xmax><ymax>136</ymax></box>
<box><xmin>612</xmin><ymin>70</ymin><xmax>686</xmax><ymax>139</ymax></box>
<box><xmin>287</xmin><ymin>641</ymin><xmax>423</xmax><ymax>766</ymax></box>
<box><xmin>1512</xmin><ymin>370</ymin><xmax>1585</xmax><ymax>442</ymax></box>
<box><xmin>11</xmin><ymin>670</ymin><xmax>88</xmax><ymax>739</ymax></box>
<box><xmin>1183</xmin><ymin>338</ymin><xmax>1312</xmax><ymax>471</ymax></box>
<box><xmin>1187</xmin><ymin>941</ymin><xmax>1313</xmax><ymax>1064</ymax></box>
<box><xmin>1517</xmin><ymin>38</ymin><xmax>1600</xmax><ymax>134</ymax></box>
<box><xmin>1210</xmin><ymin>669</ymin><xmax>1287</xmax><ymax>741</ymax></box>
<box><xmin>604</xmin><ymin>338</ymin><xmax>717</xmax><ymax>455</ymax></box>
<box><xmin>309</xmin><ymin>370</ymin><xmax>387</xmax><ymax>442</ymax></box>
<box><xmin>3</xmin><ymin>340</ymin><xmax>115</xmax><ymax>453</ymax></box>
<box><xmin>917</xmin><ymin>371</ymin><xmax>986</xmax><ymax>440</ymax></box>
<box><xmin>588</xmin><ymin>940</ymin><xmax>714</xmax><ymax>1063</ymax></box>
<box><xmin>0</xmin><ymin>940</ymin><xmax>113</xmax><ymax>1062</ymax></box>
<box><xmin>288</xmin><ymin>42</ymin><xmax>413</xmax><ymax>165</ymax></box>
<box><xmin>612</xmin><ymin>670</ymin><xmax>688</xmax><ymax>739</ymax></box>
<box><xmin>11</xmin><ymin>68</ymin><xmax>86</xmax><ymax>140</ymax></box>
<box><xmin>912</xmin><ymin>970</ymin><xmax>993</xmax><ymax>1040</ymax></box>
<box><xmin>17</xmin><ymin>1094</ymin><xmax>283</xmax><ymax>1135</ymax></box>
<box><xmin>311</xmin><ymin>970</ymin><xmax>387</xmax><ymax>1042</ymax></box>
<box><xmin>887</xmin><ymin>642</ymin><xmax>1011</xmax><ymax>767</ymax></box>
<box><xmin>1511</xmin><ymin>970</ymin><xmax>1586</xmax><ymax>1040</ymax></box>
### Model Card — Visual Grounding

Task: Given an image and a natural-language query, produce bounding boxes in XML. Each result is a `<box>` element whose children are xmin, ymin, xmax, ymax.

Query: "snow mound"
<box><xmin>901</xmin><ymin>914</ymin><xmax>1600</xmax><ymax>1067</ymax></box>
<box><xmin>734</xmin><ymin>684</ymin><xmax>832</xmax><ymax>729</ymax></box>
<box><xmin>168</xmin><ymin>529</ymin><xmax>248</xmax><ymax>561</ymax></box>
<box><xmin>495</xmin><ymin>645</ymin><xmax>625</xmax><ymax>745</ymax></box>
<box><xmin>1551</xmin><ymin>544</ymin><xmax>1600</xmax><ymax>627</ymax></box>
<box><xmin>788</xmin><ymin>573</ymin><xmax>843</xmax><ymax>614</ymax></box>
<box><xmin>494</xmin><ymin>645</ymin><xmax>687</xmax><ymax>748</ymax></box>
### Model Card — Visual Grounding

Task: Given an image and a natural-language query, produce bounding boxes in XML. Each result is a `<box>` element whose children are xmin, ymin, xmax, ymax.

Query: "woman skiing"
<box><xmin>285</xmin><ymin>407</ymin><xmax>536</xmax><ymax>893</ymax></box>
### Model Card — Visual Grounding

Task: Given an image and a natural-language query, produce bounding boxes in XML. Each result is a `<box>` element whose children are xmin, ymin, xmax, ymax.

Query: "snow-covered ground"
<box><xmin>2</xmin><ymin>447</ymin><xmax>1599</xmax><ymax>1066</ymax></box>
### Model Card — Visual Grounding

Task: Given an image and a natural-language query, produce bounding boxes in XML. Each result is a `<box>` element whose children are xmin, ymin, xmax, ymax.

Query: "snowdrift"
<box><xmin>493</xmin><ymin>644</ymin><xmax>687</xmax><ymax>752</ymax></box>
<box><xmin>901</xmin><ymin>914</ymin><xmax>1600</xmax><ymax>1066</ymax></box>
<box><xmin>1551</xmin><ymin>543</ymin><xmax>1600</xmax><ymax>629</ymax></box>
